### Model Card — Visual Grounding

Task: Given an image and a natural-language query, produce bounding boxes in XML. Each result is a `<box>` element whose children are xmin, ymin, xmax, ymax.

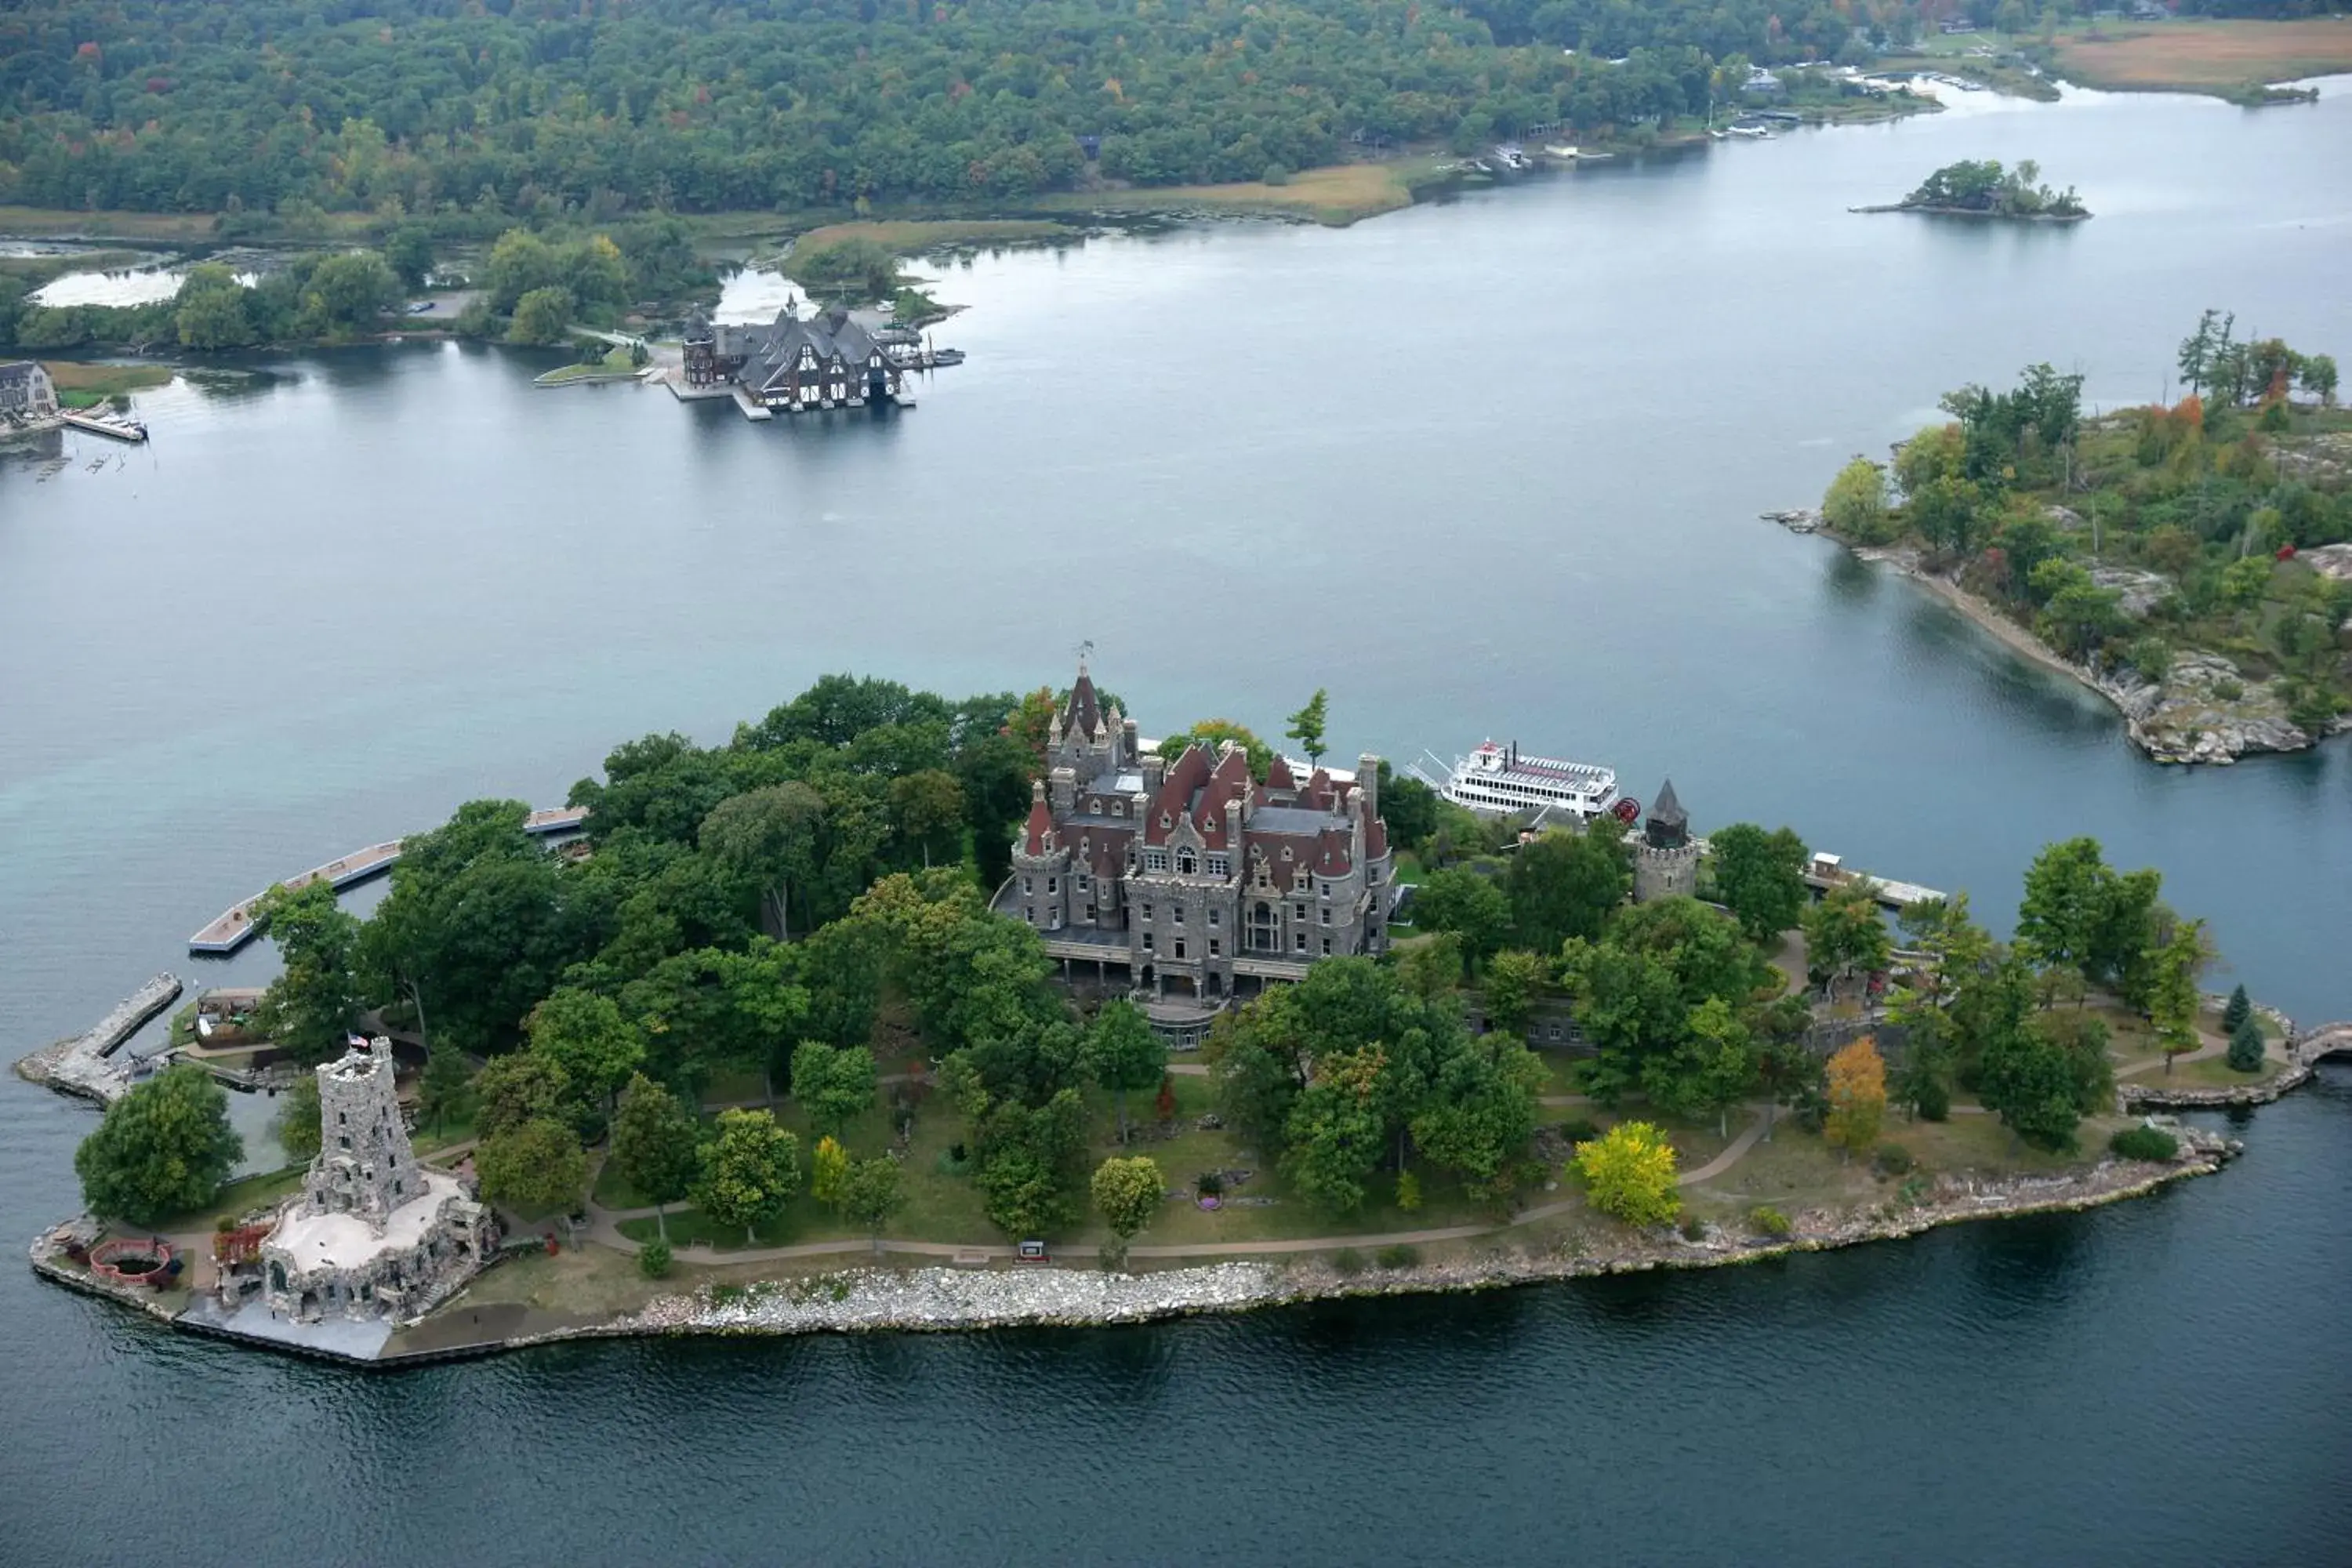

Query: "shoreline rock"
<box><xmin>1827</xmin><ymin>538</ymin><xmax>2345</xmax><ymax>766</ymax></box>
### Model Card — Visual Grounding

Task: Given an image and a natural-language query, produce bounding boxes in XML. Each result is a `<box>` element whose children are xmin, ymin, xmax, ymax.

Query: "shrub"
<box><xmin>1332</xmin><ymin>1247</ymin><xmax>1365</xmax><ymax>1276</ymax></box>
<box><xmin>1748</xmin><ymin>1205</ymin><xmax>1792</xmax><ymax>1239</ymax></box>
<box><xmin>2110</xmin><ymin>1125</ymin><xmax>2180</xmax><ymax>1163</ymax></box>
<box><xmin>1558</xmin><ymin>1116</ymin><xmax>1602</xmax><ymax>1144</ymax></box>
<box><xmin>637</xmin><ymin>1238</ymin><xmax>673</xmax><ymax>1279</ymax></box>
<box><xmin>1395</xmin><ymin>1171</ymin><xmax>1422</xmax><ymax>1211</ymax></box>
<box><xmin>1872</xmin><ymin>1143</ymin><xmax>1915</xmax><ymax>1177</ymax></box>
<box><xmin>1375</xmin><ymin>1243</ymin><xmax>1421</xmax><ymax>1270</ymax></box>
<box><xmin>1196</xmin><ymin>1171</ymin><xmax>1225</xmax><ymax>1198</ymax></box>
<box><xmin>1679</xmin><ymin>1215</ymin><xmax>1707</xmax><ymax>1242</ymax></box>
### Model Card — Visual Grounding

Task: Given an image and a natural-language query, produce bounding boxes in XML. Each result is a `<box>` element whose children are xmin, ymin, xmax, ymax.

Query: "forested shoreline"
<box><xmin>2</xmin><ymin>0</ymin><xmax>1909</xmax><ymax>219</ymax></box>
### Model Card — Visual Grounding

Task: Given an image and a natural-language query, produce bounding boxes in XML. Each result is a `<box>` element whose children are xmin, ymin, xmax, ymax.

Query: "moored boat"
<box><xmin>1422</xmin><ymin>740</ymin><xmax>1628</xmax><ymax>824</ymax></box>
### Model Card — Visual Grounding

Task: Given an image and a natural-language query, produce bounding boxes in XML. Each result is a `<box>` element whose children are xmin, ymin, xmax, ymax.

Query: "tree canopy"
<box><xmin>74</xmin><ymin>1064</ymin><xmax>243</xmax><ymax>1226</ymax></box>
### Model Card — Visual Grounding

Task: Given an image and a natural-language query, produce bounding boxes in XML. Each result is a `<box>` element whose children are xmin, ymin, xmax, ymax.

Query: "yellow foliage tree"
<box><xmin>811</xmin><ymin>1133</ymin><xmax>849</xmax><ymax>1210</ymax></box>
<box><xmin>1824</xmin><ymin>1036</ymin><xmax>1887</xmax><ymax>1156</ymax></box>
<box><xmin>1570</xmin><ymin>1120</ymin><xmax>1680</xmax><ymax>1228</ymax></box>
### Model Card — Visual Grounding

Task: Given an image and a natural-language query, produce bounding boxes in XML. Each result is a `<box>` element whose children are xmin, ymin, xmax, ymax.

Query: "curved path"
<box><xmin>581</xmin><ymin>1107</ymin><xmax>1776</xmax><ymax>1267</ymax></box>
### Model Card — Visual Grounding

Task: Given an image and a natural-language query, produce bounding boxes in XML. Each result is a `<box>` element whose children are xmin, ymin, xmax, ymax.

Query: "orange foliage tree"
<box><xmin>1824</xmin><ymin>1036</ymin><xmax>1887</xmax><ymax>1157</ymax></box>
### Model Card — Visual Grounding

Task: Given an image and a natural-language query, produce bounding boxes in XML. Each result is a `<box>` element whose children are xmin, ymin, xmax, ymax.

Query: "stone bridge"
<box><xmin>2291</xmin><ymin>1022</ymin><xmax>2352</xmax><ymax>1069</ymax></box>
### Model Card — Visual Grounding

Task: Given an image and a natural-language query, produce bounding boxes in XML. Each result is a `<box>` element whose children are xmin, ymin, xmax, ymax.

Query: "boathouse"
<box><xmin>681</xmin><ymin>303</ymin><xmax>906</xmax><ymax>411</ymax></box>
<box><xmin>0</xmin><ymin>361</ymin><xmax>59</xmax><ymax>423</ymax></box>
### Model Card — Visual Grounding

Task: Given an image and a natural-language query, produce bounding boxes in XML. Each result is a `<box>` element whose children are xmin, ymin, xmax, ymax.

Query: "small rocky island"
<box><xmin>1857</xmin><ymin>158</ymin><xmax>2089</xmax><ymax>221</ymax></box>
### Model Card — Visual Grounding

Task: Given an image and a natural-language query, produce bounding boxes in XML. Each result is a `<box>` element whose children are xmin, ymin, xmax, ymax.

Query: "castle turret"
<box><xmin>305</xmin><ymin>1036</ymin><xmax>421</xmax><ymax>1234</ymax></box>
<box><xmin>1633</xmin><ymin>777</ymin><xmax>1700</xmax><ymax>903</ymax></box>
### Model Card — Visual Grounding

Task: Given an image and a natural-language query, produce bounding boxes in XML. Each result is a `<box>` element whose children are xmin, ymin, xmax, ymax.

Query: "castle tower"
<box><xmin>303</xmin><ymin>1036</ymin><xmax>422</xmax><ymax>1233</ymax></box>
<box><xmin>1632</xmin><ymin>778</ymin><xmax>1700</xmax><ymax>903</ymax></box>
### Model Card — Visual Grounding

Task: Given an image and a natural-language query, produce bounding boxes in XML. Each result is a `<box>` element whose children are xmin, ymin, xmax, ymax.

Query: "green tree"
<box><xmin>416</xmin><ymin>1045</ymin><xmax>473</xmax><ymax>1134</ymax></box>
<box><xmin>840</xmin><ymin>1156</ymin><xmax>905</xmax><ymax>1254</ymax></box>
<box><xmin>608</xmin><ymin>1073</ymin><xmax>700</xmax><ymax>1240</ymax></box>
<box><xmin>1092</xmin><ymin>1154</ymin><xmax>1165</xmax><ymax>1263</ymax></box>
<box><xmin>74</xmin><ymin>1065</ymin><xmax>243</xmax><ymax>1226</ymax></box>
<box><xmin>1978</xmin><ymin>1025</ymin><xmax>2082</xmax><ymax>1151</ymax></box>
<box><xmin>1395</xmin><ymin>931</ymin><xmax>1465</xmax><ymax>1004</ymax></box>
<box><xmin>1155</xmin><ymin>718</ymin><xmax>1273</xmax><ymax>775</ymax></box>
<box><xmin>1507</xmin><ymin>821</ymin><xmax>1631</xmax><ymax>954</ymax></box>
<box><xmin>175</xmin><ymin>263</ymin><xmax>257</xmax><ymax>349</ymax></box>
<box><xmin>790</xmin><ymin>1039</ymin><xmax>879</xmax><ymax>1137</ymax></box>
<box><xmin>507</xmin><ymin>285</ymin><xmax>575</xmax><ymax>345</ymax></box>
<box><xmin>2220</xmin><ymin>984</ymin><xmax>2251</xmax><ymax>1035</ymax></box>
<box><xmin>1707</xmin><ymin>822</ymin><xmax>1808</xmax><ymax>942</ymax></box>
<box><xmin>1412</xmin><ymin>867</ymin><xmax>1512</xmax><ymax>975</ymax></box>
<box><xmin>1083</xmin><ymin>999</ymin><xmax>1166</xmax><ymax>1143</ymax></box>
<box><xmin>1284</xmin><ymin>688</ymin><xmax>1330</xmax><ymax>765</ymax></box>
<box><xmin>695</xmin><ymin>1107</ymin><xmax>802</xmax><ymax>1245</ymax></box>
<box><xmin>1571</xmin><ymin>1120</ymin><xmax>1681</xmax><ymax>1228</ymax></box>
<box><xmin>300</xmin><ymin>252</ymin><xmax>401</xmax><ymax>336</ymax></box>
<box><xmin>887</xmin><ymin>768</ymin><xmax>965</xmax><ymax>868</ymax></box>
<box><xmin>486</xmin><ymin>228</ymin><xmax>560</xmax><ymax>311</ymax></box>
<box><xmin>1823</xmin><ymin>457</ymin><xmax>1894</xmax><ymax>543</ymax></box>
<box><xmin>2015</xmin><ymin>837</ymin><xmax>2110</xmax><ymax>985</ymax></box>
<box><xmin>1642</xmin><ymin>996</ymin><xmax>1756</xmax><ymax>1138</ymax></box>
<box><xmin>1802</xmin><ymin>880</ymin><xmax>1890</xmax><ymax>1000</ymax></box>
<box><xmin>1410</xmin><ymin>1033</ymin><xmax>1545</xmax><ymax>1204</ymax></box>
<box><xmin>384</xmin><ymin>226</ymin><xmax>435</xmax><ymax>291</ymax></box>
<box><xmin>474</xmin><ymin>1051</ymin><xmax>572</xmax><ymax>1141</ymax></box>
<box><xmin>1282</xmin><ymin>1046</ymin><xmax>1390</xmax><ymax>1214</ymax></box>
<box><xmin>526</xmin><ymin>987</ymin><xmax>644</xmax><ymax>1111</ymax></box>
<box><xmin>2299</xmin><ymin>353</ymin><xmax>2338</xmax><ymax>407</ymax></box>
<box><xmin>1478</xmin><ymin>949</ymin><xmax>1548</xmax><ymax>1038</ymax></box>
<box><xmin>2148</xmin><ymin>917</ymin><xmax>2209</xmax><ymax>1076</ymax></box>
<box><xmin>252</xmin><ymin>878</ymin><xmax>362</xmax><ymax>1064</ymax></box>
<box><xmin>978</xmin><ymin>1146</ymin><xmax>1070</xmax><ymax>1236</ymax></box>
<box><xmin>273</xmin><ymin>1069</ymin><xmax>322</xmax><ymax>1163</ymax></box>
<box><xmin>476</xmin><ymin>1116</ymin><xmax>587</xmax><ymax>1217</ymax></box>
<box><xmin>700</xmin><ymin>782</ymin><xmax>828</xmax><ymax>941</ymax></box>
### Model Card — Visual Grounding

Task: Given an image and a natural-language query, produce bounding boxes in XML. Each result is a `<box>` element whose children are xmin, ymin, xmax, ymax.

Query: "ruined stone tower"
<box><xmin>303</xmin><ymin>1036</ymin><xmax>422</xmax><ymax>1232</ymax></box>
<box><xmin>1632</xmin><ymin>777</ymin><xmax>1701</xmax><ymax>903</ymax></box>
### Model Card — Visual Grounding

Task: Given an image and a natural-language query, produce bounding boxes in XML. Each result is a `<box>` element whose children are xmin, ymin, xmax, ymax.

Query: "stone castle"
<box><xmin>247</xmin><ymin>1037</ymin><xmax>495</xmax><ymax>1323</ymax></box>
<box><xmin>994</xmin><ymin>664</ymin><xmax>1396</xmax><ymax>1033</ymax></box>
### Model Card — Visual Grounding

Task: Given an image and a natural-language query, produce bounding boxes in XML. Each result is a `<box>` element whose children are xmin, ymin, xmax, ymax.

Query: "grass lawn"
<box><xmin>699</xmin><ymin>1067</ymin><xmax>770</xmax><ymax>1107</ymax></box>
<box><xmin>534</xmin><ymin>345</ymin><xmax>639</xmax><ymax>384</ymax></box>
<box><xmin>0</xmin><ymin>206</ymin><xmax>237</xmax><ymax>241</ymax></box>
<box><xmin>42</xmin><ymin>361</ymin><xmax>176</xmax><ymax>404</ymax></box>
<box><xmin>1034</xmin><ymin>159</ymin><xmax>1432</xmax><ymax>227</ymax></box>
<box><xmin>2151</xmin><ymin>1054</ymin><xmax>2285</xmax><ymax>1091</ymax></box>
<box><xmin>2055</xmin><ymin>18</ymin><xmax>2352</xmax><ymax>91</ymax></box>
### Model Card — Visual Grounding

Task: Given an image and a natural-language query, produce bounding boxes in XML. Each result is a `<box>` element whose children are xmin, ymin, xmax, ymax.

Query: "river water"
<box><xmin>2</xmin><ymin>82</ymin><xmax>2349</xmax><ymax>1563</ymax></box>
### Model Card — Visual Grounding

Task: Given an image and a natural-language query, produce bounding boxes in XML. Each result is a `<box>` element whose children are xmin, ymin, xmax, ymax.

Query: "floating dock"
<box><xmin>1804</xmin><ymin>852</ymin><xmax>1945</xmax><ymax>911</ymax></box>
<box><xmin>12</xmin><ymin>973</ymin><xmax>184</xmax><ymax>1104</ymax></box>
<box><xmin>60</xmin><ymin>409</ymin><xmax>148</xmax><ymax>443</ymax></box>
<box><xmin>187</xmin><ymin>805</ymin><xmax>588</xmax><ymax>955</ymax></box>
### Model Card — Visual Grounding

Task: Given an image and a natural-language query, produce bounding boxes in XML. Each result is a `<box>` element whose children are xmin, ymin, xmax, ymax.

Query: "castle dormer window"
<box><xmin>1176</xmin><ymin>849</ymin><xmax>1197</xmax><ymax>875</ymax></box>
<box><xmin>1160</xmin><ymin>813</ymin><xmax>1171</xmax><ymax>829</ymax></box>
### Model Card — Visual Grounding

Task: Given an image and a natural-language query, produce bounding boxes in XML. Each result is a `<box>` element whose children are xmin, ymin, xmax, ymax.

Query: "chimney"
<box><xmin>1357</xmin><ymin>753</ymin><xmax>1381</xmax><ymax>822</ymax></box>
<box><xmin>1123</xmin><ymin>716</ymin><xmax>1139</xmax><ymax>764</ymax></box>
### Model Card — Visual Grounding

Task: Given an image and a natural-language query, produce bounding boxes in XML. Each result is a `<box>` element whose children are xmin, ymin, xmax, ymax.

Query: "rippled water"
<box><xmin>3</xmin><ymin>82</ymin><xmax>2350</xmax><ymax>1563</ymax></box>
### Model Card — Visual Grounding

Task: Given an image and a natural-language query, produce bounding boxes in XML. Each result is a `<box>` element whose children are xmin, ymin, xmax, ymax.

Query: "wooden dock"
<box><xmin>1803</xmin><ymin>864</ymin><xmax>1947</xmax><ymax>911</ymax></box>
<box><xmin>187</xmin><ymin>806</ymin><xmax>589</xmax><ymax>955</ymax></box>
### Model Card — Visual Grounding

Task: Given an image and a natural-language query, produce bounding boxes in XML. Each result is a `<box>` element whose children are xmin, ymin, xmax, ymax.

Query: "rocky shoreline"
<box><xmin>21</xmin><ymin>1121</ymin><xmax>2256</xmax><ymax>1360</ymax></box>
<box><xmin>545</xmin><ymin>1129</ymin><xmax>2240</xmax><ymax>1348</ymax></box>
<box><xmin>1780</xmin><ymin>519</ymin><xmax>2349</xmax><ymax>765</ymax></box>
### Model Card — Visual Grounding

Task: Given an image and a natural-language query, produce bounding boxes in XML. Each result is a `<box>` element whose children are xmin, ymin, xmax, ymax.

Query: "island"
<box><xmin>24</xmin><ymin>664</ymin><xmax>2343</xmax><ymax>1363</ymax></box>
<box><xmin>1787</xmin><ymin>310</ymin><xmax>2351</xmax><ymax>766</ymax></box>
<box><xmin>1855</xmin><ymin>158</ymin><xmax>2088</xmax><ymax>220</ymax></box>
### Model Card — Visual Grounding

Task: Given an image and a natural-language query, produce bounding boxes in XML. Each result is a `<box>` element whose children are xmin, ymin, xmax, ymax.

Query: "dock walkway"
<box><xmin>187</xmin><ymin>805</ymin><xmax>587</xmax><ymax>955</ymax></box>
<box><xmin>11</xmin><ymin>974</ymin><xmax>183</xmax><ymax>1104</ymax></box>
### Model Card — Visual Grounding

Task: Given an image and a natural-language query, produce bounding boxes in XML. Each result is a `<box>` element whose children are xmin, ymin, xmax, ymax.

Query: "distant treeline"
<box><xmin>1</xmin><ymin>0</ymin><xmax>1937</xmax><ymax>218</ymax></box>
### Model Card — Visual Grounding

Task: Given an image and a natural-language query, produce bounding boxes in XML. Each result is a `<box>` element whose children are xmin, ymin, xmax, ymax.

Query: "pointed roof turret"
<box><xmin>1023</xmin><ymin>779</ymin><xmax>1054</xmax><ymax>855</ymax></box>
<box><xmin>1063</xmin><ymin>662</ymin><xmax>1102</xmax><ymax>740</ymax></box>
<box><xmin>1650</xmin><ymin>777</ymin><xmax>1686</xmax><ymax>831</ymax></box>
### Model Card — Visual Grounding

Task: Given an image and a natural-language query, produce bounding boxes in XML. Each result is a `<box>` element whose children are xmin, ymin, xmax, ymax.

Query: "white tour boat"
<box><xmin>1425</xmin><ymin>740</ymin><xmax>1626</xmax><ymax>823</ymax></box>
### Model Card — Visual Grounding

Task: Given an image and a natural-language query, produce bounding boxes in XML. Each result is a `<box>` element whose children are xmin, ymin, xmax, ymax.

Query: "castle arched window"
<box><xmin>1176</xmin><ymin>849</ymin><xmax>1197</xmax><ymax>875</ymax></box>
